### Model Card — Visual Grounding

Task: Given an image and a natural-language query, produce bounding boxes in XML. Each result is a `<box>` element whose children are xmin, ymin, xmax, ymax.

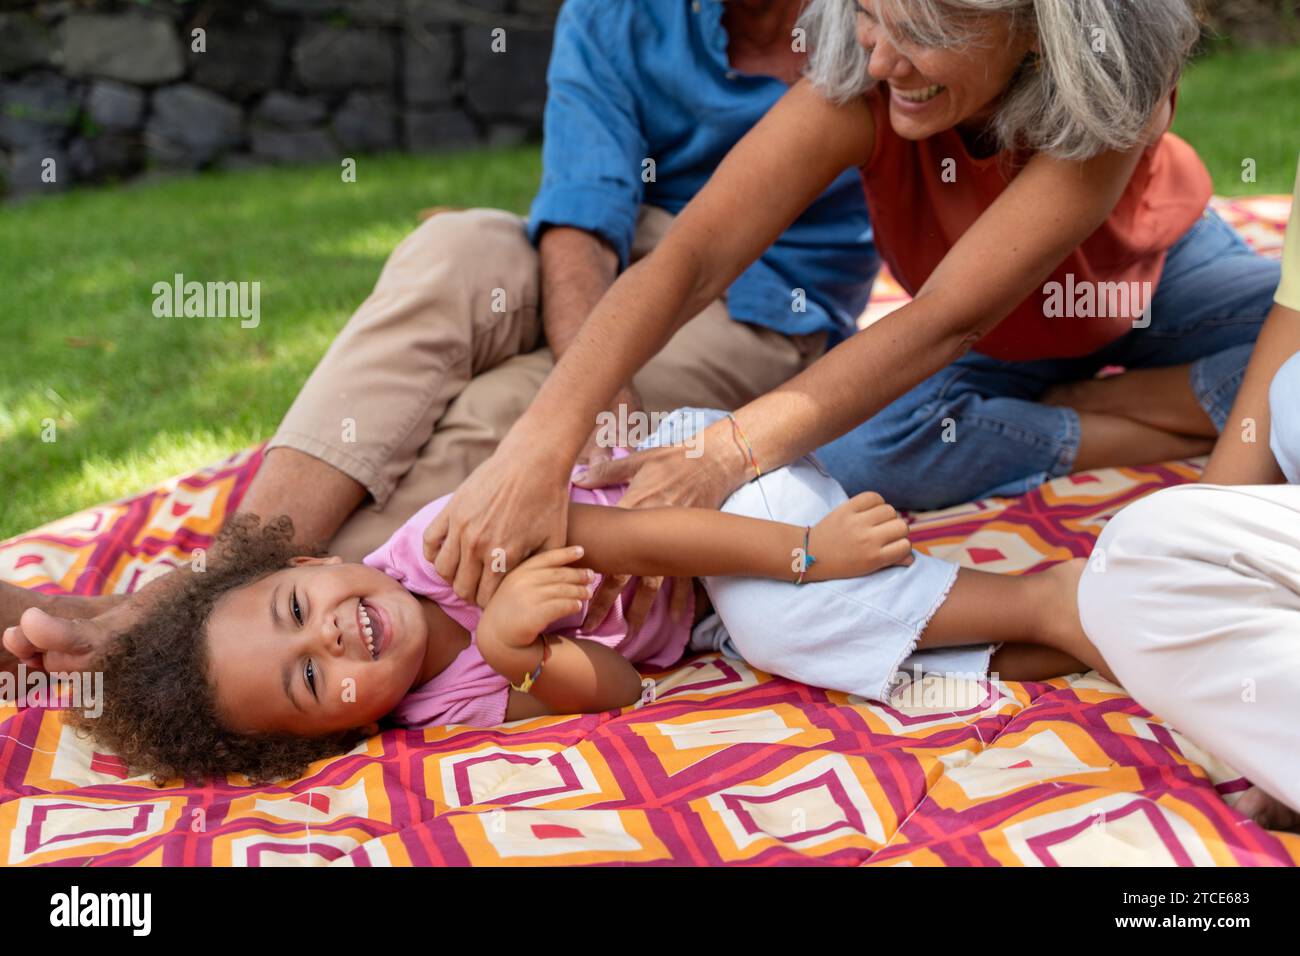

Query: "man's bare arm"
<box><xmin>538</xmin><ymin>226</ymin><xmax>620</xmax><ymax>359</ymax></box>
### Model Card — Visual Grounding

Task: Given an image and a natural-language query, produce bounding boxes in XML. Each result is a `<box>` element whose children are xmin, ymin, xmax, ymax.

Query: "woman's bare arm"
<box><xmin>716</xmin><ymin>143</ymin><xmax>1153</xmax><ymax>486</ymax></box>
<box><xmin>519</xmin><ymin>79</ymin><xmax>879</xmax><ymax>467</ymax></box>
<box><xmin>425</xmin><ymin>79</ymin><xmax>876</xmax><ymax>606</ymax></box>
<box><xmin>579</xmin><ymin>135</ymin><xmax>1160</xmax><ymax>521</ymax></box>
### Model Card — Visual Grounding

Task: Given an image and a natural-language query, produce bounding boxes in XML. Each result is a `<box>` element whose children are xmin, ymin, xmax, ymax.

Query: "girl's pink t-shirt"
<box><xmin>362</xmin><ymin>467</ymin><xmax>694</xmax><ymax>728</ymax></box>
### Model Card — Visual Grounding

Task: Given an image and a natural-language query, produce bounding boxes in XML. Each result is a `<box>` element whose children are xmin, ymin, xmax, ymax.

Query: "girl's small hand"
<box><xmin>478</xmin><ymin>546</ymin><xmax>597</xmax><ymax>650</ymax></box>
<box><xmin>807</xmin><ymin>492</ymin><xmax>914</xmax><ymax>582</ymax></box>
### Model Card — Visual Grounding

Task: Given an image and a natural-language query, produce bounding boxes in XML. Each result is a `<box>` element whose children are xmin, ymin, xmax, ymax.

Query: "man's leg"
<box><xmin>238</xmin><ymin>208</ymin><xmax>542</xmax><ymax>548</ymax></box>
<box><xmin>632</xmin><ymin>299</ymin><xmax>823</xmax><ymax>414</ymax></box>
<box><xmin>326</xmin><ymin>349</ymin><xmax>553</xmax><ymax>561</ymax></box>
<box><xmin>327</xmin><ymin>208</ymin><xmax>827</xmax><ymax>560</ymax></box>
<box><xmin>326</xmin><ymin>303</ymin><xmax>819</xmax><ymax>560</ymax></box>
<box><xmin>1079</xmin><ymin>483</ymin><xmax>1300</xmax><ymax>813</ymax></box>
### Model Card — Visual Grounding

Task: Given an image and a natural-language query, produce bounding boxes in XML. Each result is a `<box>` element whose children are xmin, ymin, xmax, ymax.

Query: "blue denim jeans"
<box><xmin>817</xmin><ymin>207</ymin><xmax>1283</xmax><ymax>510</ymax></box>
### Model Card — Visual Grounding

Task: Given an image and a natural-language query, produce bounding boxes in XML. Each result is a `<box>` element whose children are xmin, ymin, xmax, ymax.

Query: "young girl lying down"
<box><xmin>71</xmin><ymin>408</ymin><xmax>1110</xmax><ymax>783</ymax></box>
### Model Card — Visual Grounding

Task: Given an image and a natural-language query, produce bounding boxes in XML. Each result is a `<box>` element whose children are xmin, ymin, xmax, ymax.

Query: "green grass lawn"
<box><xmin>1</xmin><ymin>148</ymin><xmax>541</xmax><ymax>539</ymax></box>
<box><xmin>1173</xmin><ymin>44</ymin><xmax>1300</xmax><ymax>194</ymax></box>
<box><xmin>2</xmin><ymin>44</ymin><xmax>1298</xmax><ymax>541</ymax></box>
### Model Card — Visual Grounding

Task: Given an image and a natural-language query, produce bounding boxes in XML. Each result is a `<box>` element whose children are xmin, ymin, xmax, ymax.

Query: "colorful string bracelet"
<box><xmin>726</xmin><ymin>412</ymin><xmax>762</xmax><ymax>481</ymax></box>
<box><xmin>511</xmin><ymin>634</ymin><xmax>551</xmax><ymax>693</ymax></box>
<box><xmin>795</xmin><ymin>525</ymin><xmax>817</xmax><ymax>585</ymax></box>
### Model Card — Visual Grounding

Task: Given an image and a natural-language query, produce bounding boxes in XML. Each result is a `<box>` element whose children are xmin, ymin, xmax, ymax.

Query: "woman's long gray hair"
<box><xmin>800</xmin><ymin>0</ymin><xmax>1202</xmax><ymax>161</ymax></box>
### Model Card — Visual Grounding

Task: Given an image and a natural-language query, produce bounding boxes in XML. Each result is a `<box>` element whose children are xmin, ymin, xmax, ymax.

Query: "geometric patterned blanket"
<box><xmin>1</xmin><ymin>196</ymin><xmax>1295</xmax><ymax>866</ymax></box>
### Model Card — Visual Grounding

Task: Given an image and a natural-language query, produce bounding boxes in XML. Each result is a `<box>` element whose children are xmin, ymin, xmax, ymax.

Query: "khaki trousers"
<box><xmin>269</xmin><ymin>205</ymin><xmax>825</xmax><ymax>561</ymax></box>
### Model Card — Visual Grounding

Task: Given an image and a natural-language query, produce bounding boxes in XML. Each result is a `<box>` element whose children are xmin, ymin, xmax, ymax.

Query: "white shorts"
<box><xmin>640</xmin><ymin>408</ymin><xmax>994</xmax><ymax>701</ymax></box>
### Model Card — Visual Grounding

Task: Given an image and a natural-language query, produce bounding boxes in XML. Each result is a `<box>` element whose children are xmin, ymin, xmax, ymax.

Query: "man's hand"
<box><xmin>425</xmin><ymin>443</ymin><xmax>574</xmax><ymax>608</ymax></box>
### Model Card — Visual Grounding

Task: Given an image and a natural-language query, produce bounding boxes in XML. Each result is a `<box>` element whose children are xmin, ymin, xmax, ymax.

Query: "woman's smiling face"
<box><xmin>205</xmin><ymin>557</ymin><xmax>428</xmax><ymax>737</ymax></box>
<box><xmin>854</xmin><ymin>1</ymin><xmax>1036</xmax><ymax>142</ymax></box>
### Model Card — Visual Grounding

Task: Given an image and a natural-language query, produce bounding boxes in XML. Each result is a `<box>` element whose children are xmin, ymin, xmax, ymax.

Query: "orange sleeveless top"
<box><xmin>860</xmin><ymin>87</ymin><xmax>1213</xmax><ymax>361</ymax></box>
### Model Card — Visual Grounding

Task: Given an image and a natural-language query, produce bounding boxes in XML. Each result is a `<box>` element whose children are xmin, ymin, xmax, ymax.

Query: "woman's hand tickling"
<box><xmin>572</xmin><ymin>442</ymin><xmax>722</xmax><ymax>633</ymax></box>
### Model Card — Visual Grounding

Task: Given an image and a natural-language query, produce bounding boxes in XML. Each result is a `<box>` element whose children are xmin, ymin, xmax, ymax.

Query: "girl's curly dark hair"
<box><xmin>65</xmin><ymin>514</ymin><xmax>369</xmax><ymax>786</ymax></box>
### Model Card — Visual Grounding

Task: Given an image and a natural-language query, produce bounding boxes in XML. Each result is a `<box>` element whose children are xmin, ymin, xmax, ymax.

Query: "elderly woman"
<box><xmin>429</xmin><ymin>0</ymin><xmax>1281</xmax><ymax>614</ymax></box>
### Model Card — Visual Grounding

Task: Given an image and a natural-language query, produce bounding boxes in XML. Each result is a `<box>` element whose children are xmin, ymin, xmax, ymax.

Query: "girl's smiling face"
<box><xmin>205</xmin><ymin>557</ymin><xmax>428</xmax><ymax>737</ymax></box>
<box><xmin>855</xmin><ymin>1</ymin><xmax>1035</xmax><ymax>143</ymax></box>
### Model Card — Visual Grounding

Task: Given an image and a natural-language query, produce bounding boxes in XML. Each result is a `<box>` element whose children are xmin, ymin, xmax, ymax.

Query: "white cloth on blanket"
<box><xmin>641</xmin><ymin>408</ymin><xmax>995</xmax><ymax>701</ymax></box>
<box><xmin>689</xmin><ymin>611</ymin><xmax>742</xmax><ymax>659</ymax></box>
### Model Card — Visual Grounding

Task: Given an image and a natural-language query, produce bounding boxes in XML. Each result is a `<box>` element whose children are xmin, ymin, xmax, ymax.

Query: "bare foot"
<box><xmin>989</xmin><ymin>642</ymin><xmax>1087</xmax><ymax>681</ymax></box>
<box><xmin>1042</xmin><ymin>366</ymin><xmax>1217</xmax><ymax>439</ymax></box>
<box><xmin>1</xmin><ymin>569</ymin><xmax>181</xmax><ymax>672</ymax></box>
<box><xmin>0</xmin><ymin>581</ymin><xmax>126</xmax><ymax>630</ymax></box>
<box><xmin>1233</xmin><ymin>786</ymin><xmax>1300</xmax><ymax>832</ymax></box>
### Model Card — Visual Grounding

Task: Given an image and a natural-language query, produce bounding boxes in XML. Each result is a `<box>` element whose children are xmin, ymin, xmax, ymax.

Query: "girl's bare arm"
<box><xmin>486</xmin><ymin>482</ymin><xmax>916</xmax><ymax>720</ymax></box>
<box><xmin>564</xmin><ymin>497</ymin><xmax>911</xmax><ymax>584</ymax></box>
<box><xmin>497</xmin><ymin>633</ymin><xmax>644</xmax><ymax>720</ymax></box>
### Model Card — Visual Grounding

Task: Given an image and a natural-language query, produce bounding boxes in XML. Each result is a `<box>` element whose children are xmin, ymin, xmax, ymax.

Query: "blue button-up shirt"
<box><xmin>527</xmin><ymin>0</ymin><xmax>879</xmax><ymax>344</ymax></box>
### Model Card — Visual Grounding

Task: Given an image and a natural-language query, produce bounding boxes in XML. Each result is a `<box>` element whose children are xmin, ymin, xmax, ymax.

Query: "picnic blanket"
<box><xmin>1</xmin><ymin>196</ymin><xmax>1296</xmax><ymax>867</ymax></box>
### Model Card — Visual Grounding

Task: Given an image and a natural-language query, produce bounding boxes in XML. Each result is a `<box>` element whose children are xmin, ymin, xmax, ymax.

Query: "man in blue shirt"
<box><xmin>0</xmin><ymin>1</ymin><xmax>878</xmax><ymax>660</ymax></box>
<box><xmin>531</xmin><ymin>0</ymin><xmax>876</xmax><ymax>345</ymax></box>
<box><xmin>240</xmin><ymin>0</ymin><xmax>879</xmax><ymax>559</ymax></box>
